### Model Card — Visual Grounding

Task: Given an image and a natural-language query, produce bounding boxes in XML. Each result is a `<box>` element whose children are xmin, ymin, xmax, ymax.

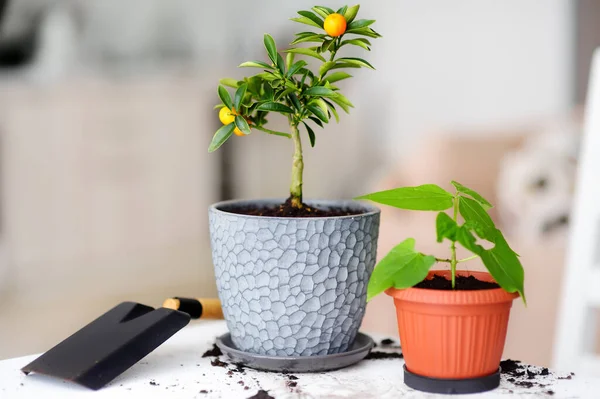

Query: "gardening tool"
<box><xmin>21</xmin><ymin>297</ymin><xmax>223</xmax><ymax>390</ymax></box>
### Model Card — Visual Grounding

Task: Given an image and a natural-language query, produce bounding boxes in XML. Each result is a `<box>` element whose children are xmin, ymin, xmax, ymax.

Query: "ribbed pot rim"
<box><xmin>385</xmin><ymin>270</ymin><xmax>519</xmax><ymax>306</ymax></box>
<box><xmin>209</xmin><ymin>198</ymin><xmax>380</xmax><ymax>220</ymax></box>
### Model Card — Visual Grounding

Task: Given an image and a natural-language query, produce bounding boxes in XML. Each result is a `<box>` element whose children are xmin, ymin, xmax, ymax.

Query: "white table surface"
<box><xmin>0</xmin><ymin>320</ymin><xmax>597</xmax><ymax>398</ymax></box>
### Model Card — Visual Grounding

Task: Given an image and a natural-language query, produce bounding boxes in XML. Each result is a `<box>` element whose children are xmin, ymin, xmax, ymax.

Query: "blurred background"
<box><xmin>0</xmin><ymin>0</ymin><xmax>596</xmax><ymax>370</ymax></box>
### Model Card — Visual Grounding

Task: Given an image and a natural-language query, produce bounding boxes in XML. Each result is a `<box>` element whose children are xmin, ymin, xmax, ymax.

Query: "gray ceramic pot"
<box><xmin>208</xmin><ymin>199</ymin><xmax>380</xmax><ymax>357</ymax></box>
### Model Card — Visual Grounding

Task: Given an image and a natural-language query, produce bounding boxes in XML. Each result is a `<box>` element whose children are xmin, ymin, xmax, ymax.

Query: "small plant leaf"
<box><xmin>314</xmin><ymin>5</ymin><xmax>335</xmax><ymax>14</ymax></box>
<box><xmin>319</xmin><ymin>61</ymin><xmax>337</xmax><ymax>77</ymax></box>
<box><xmin>355</xmin><ymin>184</ymin><xmax>454</xmax><ymax>211</ymax></box>
<box><xmin>256</xmin><ymin>102</ymin><xmax>295</xmax><ymax>114</ymax></box>
<box><xmin>341</xmin><ymin>39</ymin><xmax>371</xmax><ymax>51</ymax></box>
<box><xmin>367</xmin><ymin>238</ymin><xmax>436</xmax><ymax>301</ymax></box>
<box><xmin>217</xmin><ymin>85</ymin><xmax>234</xmax><ymax>111</ymax></box>
<box><xmin>239</xmin><ymin>60</ymin><xmax>274</xmax><ymax>69</ymax></box>
<box><xmin>213</xmin><ymin>103</ymin><xmax>225</xmax><ymax>110</ymax></box>
<box><xmin>451</xmin><ymin>181</ymin><xmax>493</xmax><ymax>210</ymax></box>
<box><xmin>234</xmin><ymin>115</ymin><xmax>251</xmax><ymax>135</ymax></box>
<box><xmin>312</xmin><ymin>6</ymin><xmax>329</xmax><ymax>19</ymax></box>
<box><xmin>323</xmin><ymin>71</ymin><xmax>353</xmax><ymax>83</ymax></box>
<box><xmin>284</xmin><ymin>48</ymin><xmax>326</xmax><ymax>62</ymax></box>
<box><xmin>289</xmin><ymin>93</ymin><xmax>302</xmax><ymax>111</ymax></box>
<box><xmin>331</xmin><ymin>92</ymin><xmax>354</xmax><ymax>108</ymax></box>
<box><xmin>264</xmin><ymin>34</ymin><xmax>278</xmax><ymax>65</ymax></box>
<box><xmin>291</xmin><ymin>35</ymin><xmax>326</xmax><ymax>45</ymax></box>
<box><xmin>458</xmin><ymin>197</ymin><xmax>496</xmax><ymax>241</ymax></box>
<box><xmin>234</xmin><ymin>84</ymin><xmax>248</xmax><ymax>110</ymax></box>
<box><xmin>478</xmin><ymin>234</ymin><xmax>526</xmax><ymax>302</ymax></box>
<box><xmin>297</xmin><ymin>10</ymin><xmax>324</xmax><ymax>28</ymax></box>
<box><xmin>208</xmin><ymin>123</ymin><xmax>235</xmax><ymax>152</ymax></box>
<box><xmin>290</xmin><ymin>16</ymin><xmax>323</xmax><ymax>29</ymax></box>
<box><xmin>303</xmin><ymin>86</ymin><xmax>337</xmax><ymax>97</ymax></box>
<box><xmin>336</xmin><ymin>57</ymin><xmax>375</xmax><ymax>69</ymax></box>
<box><xmin>436</xmin><ymin>212</ymin><xmax>458</xmax><ymax>242</ymax></box>
<box><xmin>347</xmin><ymin>19</ymin><xmax>376</xmax><ymax>30</ymax></box>
<box><xmin>307</xmin><ymin>103</ymin><xmax>329</xmax><ymax>123</ymax></box>
<box><xmin>344</xmin><ymin>4</ymin><xmax>360</xmax><ymax>24</ymax></box>
<box><xmin>219</xmin><ymin>78</ymin><xmax>240</xmax><ymax>88</ymax></box>
<box><xmin>302</xmin><ymin>121</ymin><xmax>316</xmax><ymax>147</ymax></box>
<box><xmin>324</xmin><ymin>99</ymin><xmax>340</xmax><ymax>122</ymax></box>
<box><xmin>287</xmin><ymin>60</ymin><xmax>308</xmax><ymax>77</ymax></box>
<box><xmin>308</xmin><ymin>116</ymin><xmax>324</xmax><ymax>127</ymax></box>
<box><xmin>346</xmin><ymin>27</ymin><xmax>382</xmax><ymax>38</ymax></box>
<box><xmin>286</xmin><ymin>52</ymin><xmax>295</xmax><ymax>70</ymax></box>
<box><xmin>337</xmin><ymin>5</ymin><xmax>348</xmax><ymax>15</ymax></box>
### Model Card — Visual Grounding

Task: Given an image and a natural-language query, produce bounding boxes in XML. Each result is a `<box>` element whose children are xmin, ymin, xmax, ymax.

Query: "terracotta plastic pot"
<box><xmin>386</xmin><ymin>270</ymin><xmax>518</xmax><ymax>380</ymax></box>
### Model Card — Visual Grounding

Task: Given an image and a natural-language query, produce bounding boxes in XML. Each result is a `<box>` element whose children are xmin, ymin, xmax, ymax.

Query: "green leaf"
<box><xmin>219</xmin><ymin>78</ymin><xmax>240</xmax><ymax>88</ymax></box>
<box><xmin>264</xmin><ymin>34</ymin><xmax>278</xmax><ymax>65</ymax></box>
<box><xmin>355</xmin><ymin>184</ymin><xmax>454</xmax><ymax>211</ymax></box>
<box><xmin>324</xmin><ymin>99</ymin><xmax>339</xmax><ymax>123</ymax></box>
<box><xmin>233</xmin><ymin>84</ymin><xmax>247</xmax><ymax>110</ymax></box>
<box><xmin>478</xmin><ymin>234</ymin><xmax>526</xmax><ymax>302</ymax></box>
<box><xmin>291</xmin><ymin>35</ymin><xmax>326</xmax><ymax>45</ymax></box>
<box><xmin>262</xmin><ymin>82</ymin><xmax>274</xmax><ymax>100</ymax></box>
<box><xmin>256</xmin><ymin>102</ymin><xmax>295</xmax><ymax>114</ymax></box>
<box><xmin>290</xmin><ymin>16</ymin><xmax>322</xmax><ymax>29</ymax></box>
<box><xmin>234</xmin><ymin>115</ymin><xmax>251</xmax><ymax>135</ymax></box>
<box><xmin>297</xmin><ymin>10</ymin><xmax>324</xmax><ymax>28</ymax></box>
<box><xmin>253</xmin><ymin>125</ymin><xmax>291</xmax><ymax>138</ymax></box>
<box><xmin>436</xmin><ymin>212</ymin><xmax>457</xmax><ymax>242</ymax></box>
<box><xmin>213</xmin><ymin>103</ymin><xmax>225</xmax><ymax>110</ymax></box>
<box><xmin>239</xmin><ymin>60</ymin><xmax>274</xmax><ymax>69</ymax></box>
<box><xmin>344</xmin><ymin>4</ymin><xmax>360</xmax><ymax>24</ymax></box>
<box><xmin>303</xmin><ymin>86</ymin><xmax>337</xmax><ymax>97</ymax></box>
<box><xmin>208</xmin><ymin>123</ymin><xmax>235</xmax><ymax>152</ymax></box>
<box><xmin>336</xmin><ymin>57</ymin><xmax>375</xmax><ymax>69</ymax></box>
<box><xmin>346</xmin><ymin>27</ymin><xmax>382</xmax><ymax>38</ymax></box>
<box><xmin>307</xmin><ymin>103</ymin><xmax>329</xmax><ymax>123</ymax></box>
<box><xmin>217</xmin><ymin>85</ymin><xmax>234</xmax><ymax>111</ymax></box>
<box><xmin>276</xmin><ymin>53</ymin><xmax>286</xmax><ymax>74</ymax></box>
<box><xmin>367</xmin><ymin>238</ymin><xmax>436</xmax><ymax>301</ymax></box>
<box><xmin>458</xmin><ymin>197</ymin><xmax>496</xmax><ymax>241</ymax></box>
<box><xmin>287</xmin><ymin>60</ymin><xmax>308</xmax><ymax>77</ymax></box>
<box><xmin>321</xmin><ymin>39</ymin><xmax>335</xmax><ymax>53</ymax></box>
<box><xmin>308</xmin><ymin>116</ymin><xmax>324</xmax><ymax>127</ymax></box>
<box><xmin>337</xmin><ymin>5</ymin><xmax>348</xmax><ymax>15</ymax></box>
<box><xmin>302</xmin><ymin>122</ymin><xmax>316</xmax><ymax>147</ymax></box>
<box><xmin>323</xmin><ymin>71</ymin><xmax>353</xmax><ymax>83</ymax></box>
<box><xmin>312</xmin><ymin>6</ymin><xmax>330</xmax><ymax>19</ymax></box>
<box><xmin>315</xmin><ymin>5</ymin><xmax>335</xmax><ymax>14</ymax></box>
<box><xmin>451</xmin><ymin>181</ymin><xmax>493</xmax><ymax>210</ymax></box>
<box><xmin>284</xmin><ymin>48</ymin><xmax>326</xmax><ymax>62</ymax></box>
<box><xmin>331</xmin><ymin>92</ymin><xmax>354</xmax><ymax>108</ymax></box>
<box><xmin>341</xmin><ymin>39</ymin><xmax>371</xmax><ymax>51</ymax></box>
<box><xmin>347</xmin><ymin>19</ymin><xmax>375</xmax><ymax>30</ymax></box>
<box><xmin>286</xmin><ymin>52</ymin><xmax>295</xmax><ymax>70</ymax></box>
<box><xmin>329</xmin><ymin>62</ymin><xmax>361</xmax><ymax>71</ymax></box>
<box><xmin>289</xmin><ymin>93</ymin><xmax>302</xmax><ymax>111</ymax></box>
<box><xmin>319</xmin><ymin>61</ymin><xmax>336</xmax><ymax>76</ymax></box>
<box><xmin>455</xmin><ymin>226</ymin><xmax>483</xmax><ymax>254</ymax></box>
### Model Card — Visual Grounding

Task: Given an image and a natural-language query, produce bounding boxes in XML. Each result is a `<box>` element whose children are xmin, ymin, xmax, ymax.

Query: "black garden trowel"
<box><xmin>21</xmin><ymin>298</ymin><xmax>223</xmax><ymax>390</ymax></box>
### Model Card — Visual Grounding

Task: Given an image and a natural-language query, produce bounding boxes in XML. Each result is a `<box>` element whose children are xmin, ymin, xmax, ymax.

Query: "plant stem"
<box><xmin>289</xmin><ymin>123</ymin><xmax>304</xmax><ymax>208</ymax></box>
<box><xmin>457</xmin><ymin>255</ymin><xmax>478</xmax><ymax>263</ymax></box>
<box><xmin>450</xmin><ymin>196</ymin><xmax>459</xmax><ymax>288</ymax></box>
<box><xmin>435</xmin><ymin>258</ymin><xmax>451</xmax><ymax>263</ymax></box>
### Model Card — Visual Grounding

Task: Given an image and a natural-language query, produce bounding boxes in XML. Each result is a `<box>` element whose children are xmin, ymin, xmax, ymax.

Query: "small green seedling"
<box><xmin>356</xmin><ymin>182</ymin><xmax>526</xmax><ymax>303</ymax></box>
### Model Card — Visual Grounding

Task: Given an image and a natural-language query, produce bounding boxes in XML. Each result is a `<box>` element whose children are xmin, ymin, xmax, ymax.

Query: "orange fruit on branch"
<box><xmin>324</xmin><ymin>13</ymin><xmax>347</xmax><ymax>37</ymax></box>
<box><xmin>218</xmin><ymin>106</ymin><xmax>248</xmax><ymax>136</ymax></box>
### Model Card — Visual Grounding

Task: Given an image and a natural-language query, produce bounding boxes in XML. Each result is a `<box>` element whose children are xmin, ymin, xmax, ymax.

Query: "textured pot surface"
<box><xmin>209</xmin><ymin>199</ymin><xmax>380</xmax><ymax>356</ymax></box>
<box><xmin>387</xmin><ymin>270</ymin><xmax>518</xmax><ymax>379</ymax></box>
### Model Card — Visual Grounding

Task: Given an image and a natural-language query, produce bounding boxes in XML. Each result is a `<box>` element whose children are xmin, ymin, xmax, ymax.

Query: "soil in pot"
<box><xmin>230</xmin><ymin>197</ymin><xmax>362</xmax><ymax>218</ymax></box>
<box><xmin>415</xmin><ymin>274</ymin><xmax>500</xmax><ymax>290</ymax></box>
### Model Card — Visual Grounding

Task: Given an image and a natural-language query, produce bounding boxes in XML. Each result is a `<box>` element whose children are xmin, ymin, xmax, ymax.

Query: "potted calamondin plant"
<box><xmin>208</xmin><ymin>5</ymin><xmax>381</xmax><ymax>358</ymax></box>
<box><xmin>357</xmin><ymin>182</ymin><xmax>525</xmax><ymax>394</ymax></box>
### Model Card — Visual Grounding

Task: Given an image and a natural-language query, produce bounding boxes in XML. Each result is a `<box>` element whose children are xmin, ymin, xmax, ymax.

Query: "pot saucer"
<box><xmin>215</xmin><ymin>332</ymin><xmax>374</xmax><ymax>373</ymax></box>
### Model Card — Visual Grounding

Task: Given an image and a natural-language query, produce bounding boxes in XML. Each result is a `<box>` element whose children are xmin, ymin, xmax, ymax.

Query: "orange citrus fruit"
<box><xmin>324</xmin><ymin>13</ymin><xmax>347</xmax><ymax>37</ymax></box>
<box><xmin>219</xmin><ymin>107</ymin><xmax>245</xmax><ymax>136</ymax></box>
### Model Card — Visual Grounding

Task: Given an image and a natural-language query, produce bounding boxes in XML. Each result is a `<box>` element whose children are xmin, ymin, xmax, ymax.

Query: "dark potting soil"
<box><xmin>228</xmin><ymin>197</ymin><xmax>361</xmax><ymax>218</ymax></box>
<box><xmin>202</xmin><ymin>344</ymin><xmax>223</xmax><ymax>357</ymax></box>
<box><xmin>247</xmin><ymin>390</ymin><xmax>275</xmax><ymax>399</ymax></box>
<box><xmin>380</xmin><ymin>338</ymin><xmax>395</xmax><ymax>346</ymax></box>
<box><xmin>499</xmin><ymin>359</ymin><xmax>574</xmax><ymax>391</ymax></box>
<box><xmin>415</xmin><ymin>274</ymin><xmax>500</xmax><ymax>291</ymax></box>
<box><xmin>364</xmin><ymin>350</ymin><xmax>404</xmax><ymax>360</ymax></box>
<box><xmin>210</xmin><ymin>358</ymin><xmax>228</xmax><ymax>368</ymax></box>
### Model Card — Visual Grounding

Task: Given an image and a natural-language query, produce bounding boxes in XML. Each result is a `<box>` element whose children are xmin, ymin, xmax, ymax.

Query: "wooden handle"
<box><xmin>162</xmin><ymin>297</ymin><xmax>224</xmax><ymax>320</ymax></box>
